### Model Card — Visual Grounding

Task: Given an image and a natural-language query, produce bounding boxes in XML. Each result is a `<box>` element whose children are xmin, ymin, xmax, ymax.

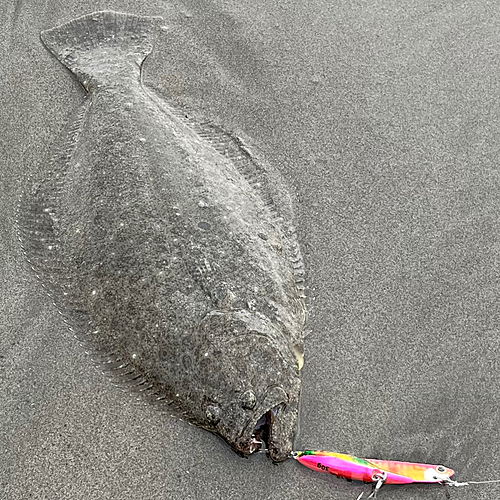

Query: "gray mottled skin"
<box><xmin>21</xmin><ymin>11</ymin><xmax>306</xmax><ymax>462</ymax></box>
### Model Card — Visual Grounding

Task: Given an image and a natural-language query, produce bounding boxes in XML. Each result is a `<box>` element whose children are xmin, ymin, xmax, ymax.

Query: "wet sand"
<box><xmin>1</xmin><ymin>1</ymin><xmax>499</xmax><ymax>499</ymax></box>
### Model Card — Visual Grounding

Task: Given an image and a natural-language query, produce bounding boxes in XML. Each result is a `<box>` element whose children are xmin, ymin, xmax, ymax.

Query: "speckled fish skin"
<box><xmin>28</xmin><ymin>11</ymin><xmax>306</xmax><ymax>462</ymax></box>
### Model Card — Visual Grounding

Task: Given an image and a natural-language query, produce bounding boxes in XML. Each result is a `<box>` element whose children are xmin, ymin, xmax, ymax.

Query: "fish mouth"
<box><xmin>249</xmin><ymin>406</ymin><xmax>280</xmax><ymax>453</ymax></box>
<box><xmin>243</xmin><ymin>401</ymin><xmax>291</xmax><ymax>460</ymax></box>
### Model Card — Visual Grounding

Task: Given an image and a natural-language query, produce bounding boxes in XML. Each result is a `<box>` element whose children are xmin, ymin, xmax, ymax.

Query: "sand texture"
<box><xmin>1</xmin><ymin>1</ymin><xmax>499</xmax><ymax>499</ymax></box>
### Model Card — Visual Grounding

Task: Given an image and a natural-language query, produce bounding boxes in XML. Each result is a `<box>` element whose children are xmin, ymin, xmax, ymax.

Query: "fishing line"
<box><xmin>447</xmin><ymin>478</ymin><xmax>500</xmax><ymax>486</ymax></box>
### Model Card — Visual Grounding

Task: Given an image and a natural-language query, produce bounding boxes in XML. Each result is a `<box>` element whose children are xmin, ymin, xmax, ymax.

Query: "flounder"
<box><xmin>18</xmin><ymin>11</ymin><xmax>306</xmax><ymax>462</ymax></box>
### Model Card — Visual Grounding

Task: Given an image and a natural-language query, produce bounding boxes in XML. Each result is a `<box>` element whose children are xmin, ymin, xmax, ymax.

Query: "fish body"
<box><xmin>294</xmin><ymin>451</ymin><xmax>455</xmax><ymax>484</ymax></box>
<box><xmin>19</xmin><ymin>11</ymin><xmax>306</xmax><ymax>462</ymax></box>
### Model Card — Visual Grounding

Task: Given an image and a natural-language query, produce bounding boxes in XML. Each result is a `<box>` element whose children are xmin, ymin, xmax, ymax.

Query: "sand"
<box><xmin>1</xmin><ymin>1</ymin><xmax>499</xmax><ymax>499</ymax></box>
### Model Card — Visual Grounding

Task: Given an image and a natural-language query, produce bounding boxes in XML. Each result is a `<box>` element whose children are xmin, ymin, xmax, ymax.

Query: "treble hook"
<box><xmin>356</xmin><ymin>471</ymin><xmax>387</xmax><ymax>499</ymax></box>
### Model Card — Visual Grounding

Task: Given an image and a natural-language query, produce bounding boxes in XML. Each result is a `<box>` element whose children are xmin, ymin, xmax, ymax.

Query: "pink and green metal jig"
<box><xmin>291</xmin><ymin>450</ymin><xmax>500</xmax><ymax>498</ymax></box>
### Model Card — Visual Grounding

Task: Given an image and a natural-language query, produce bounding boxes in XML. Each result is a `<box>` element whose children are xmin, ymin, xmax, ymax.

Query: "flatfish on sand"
<box><xmin>18</xmin><ymin>11</ymin><xmax>307</xmax><ymax>462</ymax></box>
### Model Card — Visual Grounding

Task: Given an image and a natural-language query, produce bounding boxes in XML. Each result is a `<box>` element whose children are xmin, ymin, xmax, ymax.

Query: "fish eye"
<box><xmin>240</xmin><ymin>390</ymin><xmax>257</xmax><ymax>410</ymax></box>
<box><xmin>436</xmin><ymin>465</ymin><xmax>447</xmax><ymax>474</ymax></box>
<box><xmin>205</xmin><ymin>405</ymin><xmax>221</xmax><ymax>424</ymax></box>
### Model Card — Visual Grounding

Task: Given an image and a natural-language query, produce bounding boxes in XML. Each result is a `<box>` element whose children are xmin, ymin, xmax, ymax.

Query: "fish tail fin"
<box><xmin>40</xmin><ymin>11</ymin><xmax>163</xmax><ymax>87</ymax></box>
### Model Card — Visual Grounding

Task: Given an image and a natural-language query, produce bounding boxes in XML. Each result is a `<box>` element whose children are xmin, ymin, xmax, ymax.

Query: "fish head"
<box><xmin>196</xmin><ymin>310</ymin><xmax>302</xmax><ymax>462</ymax></box>
<box><xmin>423</xmin><ymin>464</ymin><xmax>455</xmax><ymax>482</ymax></box>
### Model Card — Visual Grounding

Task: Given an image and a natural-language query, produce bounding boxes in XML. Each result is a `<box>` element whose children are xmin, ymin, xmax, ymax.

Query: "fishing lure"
<box><xmin>292</xmin><ymin>450</ymin><xmax>500</xmax><ymax>498</ymax></box>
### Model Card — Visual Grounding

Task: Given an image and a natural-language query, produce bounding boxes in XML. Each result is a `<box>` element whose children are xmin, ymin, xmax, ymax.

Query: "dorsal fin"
<box><xmin>16</xmin><ymin>96</ymin><xmax>190</xmax><ymax>422</ymax></box>
<box><xmin>144</xmin><ymin>86</ymin><xmax>308</xmax><ymax>306</ymax></box>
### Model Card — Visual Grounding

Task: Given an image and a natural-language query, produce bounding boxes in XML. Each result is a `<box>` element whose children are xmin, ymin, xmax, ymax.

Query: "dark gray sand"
<box><xmin>1</xmin><ymin>1</ymin><xmax>499</xmax><ymax>499</ymax></box>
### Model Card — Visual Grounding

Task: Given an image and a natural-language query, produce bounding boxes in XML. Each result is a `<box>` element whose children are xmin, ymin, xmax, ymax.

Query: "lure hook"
<box><xmin>368</xmin><ymin>471</ymin><xmax>387</xmax><ymax>499</ymax></box>
<box><xmin>356</xmin><ymin>471</ymin><xmax>387</xmax><ymax>499</ymax></box>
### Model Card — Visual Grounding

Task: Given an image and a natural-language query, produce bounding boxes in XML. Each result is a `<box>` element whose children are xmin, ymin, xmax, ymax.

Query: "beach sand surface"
<box><xmin>1</xmin><ymin>1</ymin><xmax>499</xmax><ymax>499</ymax></box>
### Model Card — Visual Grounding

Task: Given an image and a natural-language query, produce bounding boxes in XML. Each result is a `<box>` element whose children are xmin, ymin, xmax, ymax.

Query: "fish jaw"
<box><xmin>266</xmin><ymin>396</ymin><xmax>300</xmax><ymax>462</ymax></box>
<box><xmin>194</xmin><ymin>310</ymin><xmax>302</xmax><ymax>461</ymax></box>
<box><xmin>203</xmin><ymin>383</ymin><xmax>296</xmax><ymax>460</ymax></box>
<box><xmin>232</xmin><ymin>386</ymin><xmax>298</xmax><ymax>462</ymax></box>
